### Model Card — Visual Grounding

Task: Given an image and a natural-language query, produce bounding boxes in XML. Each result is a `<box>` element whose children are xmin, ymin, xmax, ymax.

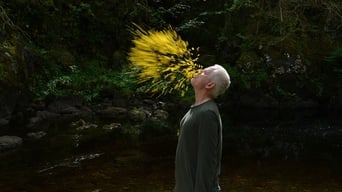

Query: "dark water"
<box><xmin>0</xmin><ymin>108</ymin><xmax>342</xmax><ymax>192</ymax></box>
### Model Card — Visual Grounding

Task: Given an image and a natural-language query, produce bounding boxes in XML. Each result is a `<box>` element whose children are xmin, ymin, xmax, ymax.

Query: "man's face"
<box><xmin>191</xmin><ymin>66</ymin><xmax>215</xmax><ymax>89</ymax></box>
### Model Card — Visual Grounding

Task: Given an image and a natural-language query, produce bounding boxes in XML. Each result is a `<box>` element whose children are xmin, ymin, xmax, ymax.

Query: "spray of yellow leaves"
<box><xmin>128</xmin><ymin>24</ymin><xmax>202</xmax><ymax>96</ymax></box>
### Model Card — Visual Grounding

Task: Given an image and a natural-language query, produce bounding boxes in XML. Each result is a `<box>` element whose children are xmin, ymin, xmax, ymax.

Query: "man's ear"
<box><xmin>206</xmin><ymin>81</ymin><xmax>216</xmax><ymax>89</ymax></box>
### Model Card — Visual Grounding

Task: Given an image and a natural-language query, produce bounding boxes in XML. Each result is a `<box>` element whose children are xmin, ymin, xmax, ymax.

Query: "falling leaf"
<box><xmin>127</xmin><ymin>23</ymin><xmax>202</xmax><ymax>96</ymax></box>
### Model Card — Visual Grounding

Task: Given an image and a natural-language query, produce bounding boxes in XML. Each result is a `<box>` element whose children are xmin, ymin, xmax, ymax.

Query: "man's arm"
<box><xmin>194</xmin><ymin>110</ymin><xmax>220</xmax><ymax>192</ymax></box>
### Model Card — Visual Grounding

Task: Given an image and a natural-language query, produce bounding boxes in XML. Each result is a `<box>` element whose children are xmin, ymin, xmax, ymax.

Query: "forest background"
<box><xmin>0</xmin><ymin>0</ymin><xmax>341</xmax><ymax>109</ymax></box>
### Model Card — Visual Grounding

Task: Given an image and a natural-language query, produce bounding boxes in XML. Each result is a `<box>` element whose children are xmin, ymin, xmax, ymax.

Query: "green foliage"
<box><xmin>1</xmin><ymin>0</ymin><xmax>341</xmax><ymax>106</ymax></box>
<box><xmin>0</xmin><ymin>43</ymin><xmax>12</xmax><ymax>82</ymax></box>
<box><xmin>326</xmin><ymin>47</ymin><xmax>342</xmax><ymax>64</ymax></box>
<box><xmin>225</xmin><ymin>63</ymin><xmax>269</xmax><ymax>92</ymax></box>
<box><xmin>0</xmin><ymin>4</ymin><xmax>25</xmax><ymax>85</ymax></box>
<box><xmin>228</xmin><ymin>0</ymin><xmax>255</xmax><ymax>12</ymax></box>
<box><xmin>31</xmin><ymin>63</ymin><xmax>138</xmax><ymax>101</ymax></box>
<box><xmin>0</xmin><ymin>63</ymin><xmax>4</xmax><ymax>80</ymax></box>
<box><xmin>325</xmin><ymin>47</ymin><xmax>342</xmax><ymax>79</ymax></box>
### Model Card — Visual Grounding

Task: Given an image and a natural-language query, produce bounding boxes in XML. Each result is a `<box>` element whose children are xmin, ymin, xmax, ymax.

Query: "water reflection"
<box><xmin>38</xmin><ymin>153</ymin><xmax>103</xmax><ymax>173</ymax></box>
<box><xmin>0</xmin><ymin>109</ymin><xmax>341</xmax><ymax>191</ymax></box>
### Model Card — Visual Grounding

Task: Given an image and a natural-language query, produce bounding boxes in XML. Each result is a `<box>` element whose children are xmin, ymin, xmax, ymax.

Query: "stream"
<box><xmin>0</xmin><ymin>108</ymin><xmax>341</xmax><ymax>192</ymax></box>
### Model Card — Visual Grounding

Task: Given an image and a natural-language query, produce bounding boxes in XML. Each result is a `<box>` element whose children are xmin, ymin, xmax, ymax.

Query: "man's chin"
<box><xmin>190</xmin><ymin>79</ymin><xmax>195</xmax><ymax>85</ymax></box>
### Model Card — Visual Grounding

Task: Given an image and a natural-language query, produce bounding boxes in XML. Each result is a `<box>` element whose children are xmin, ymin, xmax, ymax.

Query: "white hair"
<box><xmin>209</xmin><ymin>64</ymin><xmax>231</xmax><ymax>98</ymax></box>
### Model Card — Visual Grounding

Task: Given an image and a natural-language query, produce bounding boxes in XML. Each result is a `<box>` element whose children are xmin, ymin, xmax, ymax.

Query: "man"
<box><xmin>174</xmin><ymin>64</ymin><xmax>231</xmax><ymax>192</ymax></box>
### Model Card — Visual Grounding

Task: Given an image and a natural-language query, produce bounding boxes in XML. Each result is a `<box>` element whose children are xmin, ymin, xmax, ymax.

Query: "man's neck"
<box><xmin>193</xmin><ymin>94</ymin><xmax>212</xmax><ymax>106</ymax></box>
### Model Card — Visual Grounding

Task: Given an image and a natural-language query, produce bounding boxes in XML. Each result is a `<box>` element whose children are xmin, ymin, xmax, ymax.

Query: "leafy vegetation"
<box><xmin>0</xmin><ymin>0</ymin><xmax>341</xmax><ymax>106</ymax></box>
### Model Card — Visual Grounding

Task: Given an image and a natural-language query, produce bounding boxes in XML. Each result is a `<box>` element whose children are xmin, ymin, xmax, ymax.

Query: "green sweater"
<box><xmin>175</xmin><ymin>100</ymin><xmax>222</xmax><ymax>192</ymax></box>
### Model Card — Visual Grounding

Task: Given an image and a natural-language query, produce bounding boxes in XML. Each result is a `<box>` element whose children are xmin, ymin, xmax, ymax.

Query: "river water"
<box><xmin>0</xmin><ymin>108</ymin><xmax>341</xmax><ymax>192</ymax></box>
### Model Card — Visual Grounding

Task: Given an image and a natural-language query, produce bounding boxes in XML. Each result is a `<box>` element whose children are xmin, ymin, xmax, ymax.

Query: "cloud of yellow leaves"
<box><xmin>127</xmin><ymin>24</ymin><xmax>202</xmax><ymax>96</ymax></box>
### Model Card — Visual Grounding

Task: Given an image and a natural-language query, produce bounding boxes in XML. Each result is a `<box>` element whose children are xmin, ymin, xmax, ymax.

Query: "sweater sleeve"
<box><xmin>194</xmin><ymin>110</ymin><xmax>220</xmax><ymax>192</ymax></box>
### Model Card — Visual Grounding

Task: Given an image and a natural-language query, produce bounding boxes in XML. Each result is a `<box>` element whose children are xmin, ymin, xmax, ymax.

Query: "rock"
<box><xmin>128</xmin><ymin>107</ymin><xmax>152</xmax><ymax>122</ymax></box>
<box><xmin>70</xmin><ymin>119</ymin><xmax>86</xmax><ymax>127</ymax></box>
<box><xmin>103</xmin><ymin>123</ymin><xmax>121</xmax><ymax>130</ymax></box>
<box><xmin>71</xmin><ymin>119</ymin><xmax>98</xmax><ymax>130</ymax></box>
<box><xmin>0</xmin><ymin>118</ymin><xmax>9</xmax><ymax>127</ymax></box>
<box><xmin>27</xmin><ymin>110</ymin><xmax>60</xmax><ymax>128</ymax></box>
<box><xmin>48</xmin><ymin>101</ymin><xmax>77</xmax><ymax>114</ymax></box>
<box><xmin>59</xmin><ymin>106</ymin><xmax>80</xmax><ymax>114</ymax></box>
<box><xmin>293</xmin><ymin>99</ymin><xmax>319</xmax><ymax>109</ymax></box>
<box><xmin>27</xmin><ymin>131</ymin><xmax>47</xmax><ymax>139</ymax></box>
<box><xmin>0</xmin><ymin>84</ymin><xmax>20</xmax><ymax>119</ymax></box>
<box><xmin>96</xmin><ymin>107</ymin><xmax>128</xmax><ymax>119</ymax></box>
<box><xmin>76</xmin><ymin>123</ymin><xmax>98</xmax><ymax>131</ymax></box>
<box><xmin>152</xmin><ymin>109</ymin><xmax>169</xmax><ymax>121</ymax></box>
<box><xmin>0</xmin><ymin>135</ymin><xmax>23</xmax><ymax>151</ymax></box>
<box><xmin>111</xmin><ymin>95</ymin><xmax>128</xmax><ymax>107</ymax></box>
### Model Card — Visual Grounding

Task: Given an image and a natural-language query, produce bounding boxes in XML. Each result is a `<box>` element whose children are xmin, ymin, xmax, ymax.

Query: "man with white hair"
<box><xmin>174</xmin><ymin>64</ymin><xmax>231</xmax><ymax>192</ymax></box>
